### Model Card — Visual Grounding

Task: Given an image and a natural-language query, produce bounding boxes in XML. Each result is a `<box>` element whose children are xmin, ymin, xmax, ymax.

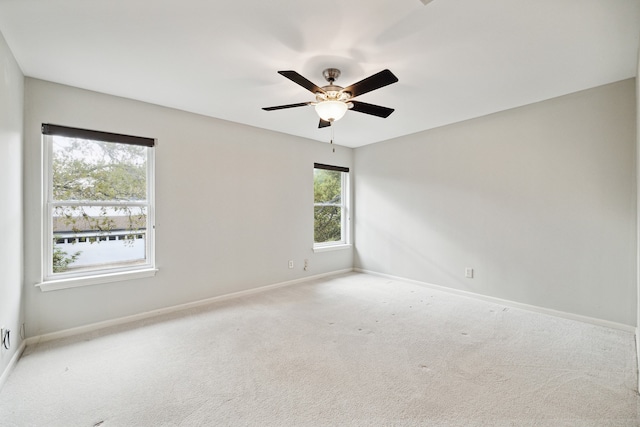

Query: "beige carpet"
<box><xmin>1</xmin><ymin>272</ymin><xmax>638</xmax><ymax>426</ymax></box>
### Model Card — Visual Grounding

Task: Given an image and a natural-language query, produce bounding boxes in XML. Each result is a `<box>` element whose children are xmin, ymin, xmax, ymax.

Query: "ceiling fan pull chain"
<box><xmin>331</xmin><ymin>123</ymin><xmax>335</xmax><ymax>153</ymax></box>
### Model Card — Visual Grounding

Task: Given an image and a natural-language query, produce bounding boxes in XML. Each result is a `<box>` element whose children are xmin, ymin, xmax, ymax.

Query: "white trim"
<box><xmin>313</xmin><ymin>167</ymin><xmax>351</xmax><ymax>248</ymax></box>
<box><xmin>342</xmin><ymin>170</ymin><xmax>350</xmax><ymax>244</ymax></box>
<box><xmin>50</xmin><ymin>200</ymin><xmax>148</xmax><ymax>207</ymax></box>
<box><xmin>42</xmin><ymin>134</ymin><xmax>52</xmax><ymax>280</ymax></box>
<box><xmin>355</xmin><ymin>268</ymin><xmax>636</xmax><ymax>333</ymax></box>
<box><xmin>26</xmin><ymin>269</ymin><xmax>353</xmax><ymax>345</ymax></box>
<box><xmin>36</xmin><ymin>268</ymin><xmax>158</xmax><ymax>292</ymax></box>
<box><xmin>313</xmin><ymin>243</ymin><xmax>352</xmax><ymax>253</ymax></box>
<box><xmin>147</xmin><ymin>145</ymin><xmax>156</xmax><ymax>271</ymax></box>
<box><xmin>0</xmin><ymin>341</ymin><xmax>26</xmax><ymax>392</ymax></box>
<box><xmin>636</xmin><ymin>327</ymin><xmax>639</xmax><ymax>390</ymax></box>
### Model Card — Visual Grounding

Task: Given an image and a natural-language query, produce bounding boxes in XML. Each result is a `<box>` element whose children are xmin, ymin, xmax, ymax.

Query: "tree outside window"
<box><xmin>314</xmin><ymin>163</ymin><xmax>349</xmax><ymax>246</ymax></box>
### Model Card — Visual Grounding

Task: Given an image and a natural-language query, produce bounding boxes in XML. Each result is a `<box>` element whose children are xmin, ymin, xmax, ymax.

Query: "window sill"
<box><xmin>36</xmin><ymin>268</ymin><xmax>158</xmax><ymax>292</ymax></box>
<box><xmin>313</xmin><ymin>243</ymin><xmax>352</xmax><ymax>253</ymax></box>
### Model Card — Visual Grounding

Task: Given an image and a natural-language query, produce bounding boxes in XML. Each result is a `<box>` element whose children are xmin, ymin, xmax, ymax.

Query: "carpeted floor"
<box><xmin>1</xmin><ymin>272</ymin><xmax>638</xmax><ymax>426</ymax></box>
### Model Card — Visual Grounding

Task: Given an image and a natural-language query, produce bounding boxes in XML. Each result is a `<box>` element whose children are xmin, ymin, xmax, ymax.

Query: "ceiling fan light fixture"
<box><xmin>315</xmin><ymin>100</ymin><xmax>348</xmax><ymax>122</ymax></box>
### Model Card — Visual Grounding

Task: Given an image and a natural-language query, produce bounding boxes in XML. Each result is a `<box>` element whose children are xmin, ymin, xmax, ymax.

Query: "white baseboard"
<box><xmin>25</xmin><ymin>269</ymin><xmax>354</xmax><ymax>347</ymax></box>
<box><xmin>0</xmin><ymin>341</ymin><xmax>26</xmax><ymax>392</ymax></box>
<box><xmin>636</xmin><ymin>327</ymin><xmax>639</xmax><ymax>391</ymax></box>
<box><xmin>355</xmin><ymin>268</ymin><xmax>636</xmax><ymax>333</ymax></box>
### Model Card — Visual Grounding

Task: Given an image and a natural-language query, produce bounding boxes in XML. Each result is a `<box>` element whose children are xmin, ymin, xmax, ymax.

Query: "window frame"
<box><xmin>313</xmin><ymin>163</ymin><xmax>351</xmax><ymax>251</ymax></box>
<box><xmin>39</xmin><ymin>124</ymin><xmax>157</xmax><ymax>291</ymax></box>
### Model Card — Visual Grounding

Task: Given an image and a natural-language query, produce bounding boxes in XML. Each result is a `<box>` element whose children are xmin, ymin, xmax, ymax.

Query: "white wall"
<box><xmin>354</xmin><ymin>80</ymin><xmax>637</xmax><ymax>326</ymax></box>
<box><xmin>17</xmin><ymin>76</ymin><xmax>637</xmax><ymax>334</ymax></box>
<box><xmin>0</xmin><ymin>31</ymin><xmax>24</xmax><ymax>376</ymax></box>
<box><xmin>23</xmin><ymin>78</ymin><xmax>353</xmax><ymax>336</ymax></box>
<box><xmin>636</xmin><ymin>43</ymin><xmax>640</xmax><ymax>386</ymax></box>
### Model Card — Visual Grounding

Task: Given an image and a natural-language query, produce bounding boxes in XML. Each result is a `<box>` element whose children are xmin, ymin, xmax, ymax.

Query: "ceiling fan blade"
<box><xmin>262</xmin><ymin>102</ymin><xmax>311</xmax><ymax>111</ymax></box>
<box><xmin>343</xmin><ymin>69</ymin><xmax>398</xmax><ymax>98</ymax></box>
<box><xmin>278</xmin><ymin>71</ymin><xmax>325</xmax><ymax>94</ymax></box>
<box><xmin>350</xmin><ymin>101</ymin><xmax>395</xmax><ymax>118</ymax></box>
<box><xmin>318</xmin><ymin>119</ymin><xmax>331</xmax><ymax>128</ymax></box>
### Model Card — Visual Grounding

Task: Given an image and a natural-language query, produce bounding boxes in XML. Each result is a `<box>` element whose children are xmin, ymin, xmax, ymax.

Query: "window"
<box><xmin>314</xmin><ymin>163</ymin><xmax>350</xmax><ymax>249</ymax></box>
<box><xmin>41</xmin><ymin>124</ymin><xmax>155</xmax><ymax>287</ymax></box>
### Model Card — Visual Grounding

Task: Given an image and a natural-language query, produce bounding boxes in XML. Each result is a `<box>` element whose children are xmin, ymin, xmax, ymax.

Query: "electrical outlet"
<box><xmin>288</xmin><ymin>260</ymin><xmax>294</xmax><ymax>269</ymax></box>
<box><xmin>304</xmin><ymin>259</ymin><xmax>309</xmax><ymax>271</ymax></box>
<box><xmin>1</xmin><ymin>327</ymin><xmax>8</xmax><ymax>350</ymax></box>
<box><xmin>465</xmin><ymin>268</ymin><xmax>474</xmax><ymax>278</ymax></box>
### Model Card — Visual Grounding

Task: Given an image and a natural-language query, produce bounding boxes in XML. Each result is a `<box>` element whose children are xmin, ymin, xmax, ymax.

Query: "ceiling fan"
<box><xmin>262</xmin><ymin>68</ymin><xmax>399</xmax><ymax>128</ymax></box>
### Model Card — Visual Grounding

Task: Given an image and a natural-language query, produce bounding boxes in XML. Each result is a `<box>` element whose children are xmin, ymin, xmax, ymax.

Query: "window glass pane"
<box><xmin>314</xmin><ymin>206</ymin><xmax>341</xmax><ymax>243</ymax></box>
<box><xmin>314</xmin><ymin>169</ymin><xmax>341</xmax><ymax>204</ymax></box>
<box><xmin>52</xmin><ymin>137</ymin><xmax>147</xmax><ymax>201</ymax></box>
<box><xmin>52</xmin><ymin>205</ymin><xmax>147</xmax><ymax>273</ymax></box>
<box><xmin>44</xmin><ymin>127</ymin><xmax>154</xmax><ymax>282</ymax></box>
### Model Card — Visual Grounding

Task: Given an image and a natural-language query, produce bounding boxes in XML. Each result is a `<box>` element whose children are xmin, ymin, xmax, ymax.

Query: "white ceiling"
<box><xmin>0</xmin><ymin>0</ymin><xmax>638</xmax><ymax>148</ymax></box>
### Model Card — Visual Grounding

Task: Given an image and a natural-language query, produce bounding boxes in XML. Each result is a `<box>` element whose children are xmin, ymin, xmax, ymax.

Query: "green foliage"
<box><xmin>52</xmin><ymin>243</ymin><xmax>81</xmax><ymax>273</ymax></box>
<box><xmin>314</xmin><ymin>169</ymin><xmax>342</xmax><ymax>243</ymax></box>
<box><xmin>51</xmin><ymin>137</ymin><xmax>148</xmax><ymax>271</ymax></box>
<box><xmin>53</xmin><ymin>138</ymin><xmax>146</xmax><ymax>201</ymax></box>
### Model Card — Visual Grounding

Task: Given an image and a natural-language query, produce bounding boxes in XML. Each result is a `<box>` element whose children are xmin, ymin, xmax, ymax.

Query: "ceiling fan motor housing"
<box><xmin>316</xmin><ymin>87</ymin><xmax>351</xmax><ymax>103</ymax></box>
<box><xmin>317</xmin><ymin>69</ymin><xmax>351</xmax><ymax>102</ymax></box>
